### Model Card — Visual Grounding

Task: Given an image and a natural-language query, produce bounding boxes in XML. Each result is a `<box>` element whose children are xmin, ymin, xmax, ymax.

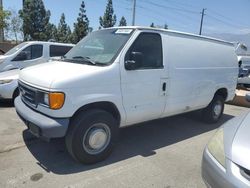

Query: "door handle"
<box><xmin>162</xmin><ymin>82</ymin><xmax>166</xmax><ymax>91</ymax></box>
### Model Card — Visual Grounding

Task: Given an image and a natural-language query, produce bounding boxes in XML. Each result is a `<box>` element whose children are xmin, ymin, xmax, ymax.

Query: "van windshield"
<box><xmin>5</xmin><ymin>42</ymin><xmax>28</xmax><ymax>56</ymax></box>
<box><xmin>64</xmin><ymin>28</ymin><xmax>134</xmax><ymax>65</ymax></box>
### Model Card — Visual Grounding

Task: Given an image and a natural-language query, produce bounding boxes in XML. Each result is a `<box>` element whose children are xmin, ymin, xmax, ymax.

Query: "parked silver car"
<box><xmin>202</xmin><ymin>94</ymin><xmax>250</xmax><ymax>188</ymax></box>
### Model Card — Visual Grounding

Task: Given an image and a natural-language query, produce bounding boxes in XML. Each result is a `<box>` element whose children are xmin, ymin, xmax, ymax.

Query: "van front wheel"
<box><xmin>65</xmin><ymin>109</ymin><xmax>118</xmax><ymax>164</ymax></box>
<box><xmin>202</xmin><ymin>95</ymin><xmax>224</xmax><ymax>123</ymax></box>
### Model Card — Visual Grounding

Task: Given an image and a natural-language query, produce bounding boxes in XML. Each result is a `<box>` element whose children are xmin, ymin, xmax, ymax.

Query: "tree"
<box><xmin>0</xmin><ymin>8</ymin><xmax>10</xmax><ymax>30</ymax></box>
<box><xmin>72</xmin><ymin>1</ymin><xmax>89</xmax><ymax>44</ymax></box>
<box><xmin>19</xmin><ymin>0</ymin><xmax>51</xmax><ymax>41</ymax></box>
<box><xmin>44</xmin><ymin>23</ymin><xmax>57</xmax><ymax>41</ymax></box>
<box><xmin>5</xmin><ymin>9</ymin><xmax>23</xmax><ymax>43</ymax></box>
<box><xmin>0</xmin><ymin>7</ymin><xmax>10</xmax><ymax>41</ymax></box>
<box><xmin>57</xmin><ymin>13</ymin><xmax>71</xmax><ymax>43</ymax></box>
<box><xmin>99</xmin><ymin>0</ymin><xmax>116</xmax><ymax>28</ymax></box>
<box><xmin>164</xmin><ymin>24</ymin><xmax>168</xmax><ymax>29</ymax></box>
<box><xmin>66</xmin><ymin>26</ymin><xmax>72</xmax><ymax>42</ymax></box>
<box><xmin>88</xmin><ymin>27</ymin><xmax>93</xmax><ymax>33</ymax></box>
<box><xmin>119</xmin><ymin>16</ymin><xmax>127</xmax><ymax>26</ymax></box>
<box><xmin>150</xmin><ymin>22</ymin><xmax>155</xmax><ymax>28</ymax></box>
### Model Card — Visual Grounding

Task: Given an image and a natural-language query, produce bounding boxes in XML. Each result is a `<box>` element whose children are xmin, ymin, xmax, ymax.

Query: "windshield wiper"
<box><xmin>72</xmin><ymin>56</ymin><xmax>96</xmax><ymax>65</ymax></box>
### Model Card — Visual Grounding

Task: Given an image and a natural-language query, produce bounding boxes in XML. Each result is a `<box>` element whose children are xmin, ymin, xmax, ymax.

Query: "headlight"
<box><xmin>42</xmin><ymin>93</ymin><xmax>49</xmax><ymax>106</ymax></box>
<box><xmin>40</xmin><ymin>92</ymin><xmax>65</xmax><ymax>110</ymax></box>
<box><xmin>207</xmin><ymin>127</ymin><xmax>226</xmax><ymax>168</ymax></box>
<box><xmin>0</xmin><ymin>79</ymin><xmax>13</xmax><ymax>84</ymax></box>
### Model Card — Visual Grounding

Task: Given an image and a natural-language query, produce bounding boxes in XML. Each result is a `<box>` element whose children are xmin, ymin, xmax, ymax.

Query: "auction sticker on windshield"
<box><xmin>115</xmin><ymin>29</ymin><xmax>133</xmax><ymax>34</ymax></box>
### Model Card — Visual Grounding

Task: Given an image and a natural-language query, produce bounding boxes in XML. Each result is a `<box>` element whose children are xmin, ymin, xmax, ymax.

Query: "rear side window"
<box><xmin>125</xmin><ymin>33</ymin><xmax>163</xmax><ymax>69</ymax></box>
<box><xmin>49</xmin><ymin>45</ymin><xmax>73</xmax><ymax>57</ymax></box>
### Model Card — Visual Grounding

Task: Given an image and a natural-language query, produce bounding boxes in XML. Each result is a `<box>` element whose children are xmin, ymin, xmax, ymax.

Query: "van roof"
<box><xmin>105</xmin><ymin>26</ymin><xmax>234</xmax><ymax>46</ymax></box>
<box><xmin>22</xmin><ymin>41</ymin><xmax>75</xmax><ymax>46</ymax></box>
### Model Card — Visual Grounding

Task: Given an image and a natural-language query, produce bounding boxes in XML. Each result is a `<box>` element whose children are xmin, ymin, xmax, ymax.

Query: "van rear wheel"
<box><xmin>202</xmin><ymin>95</ymin><xmax>224</xmax><ymax>123</ymax></box>
<box><xmin>65</xmin><ymin>109</ymin><xmax>118</xmax><ymax>164</ymax></box>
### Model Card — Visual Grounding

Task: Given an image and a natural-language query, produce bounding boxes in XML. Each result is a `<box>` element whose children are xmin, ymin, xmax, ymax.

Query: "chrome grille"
<box><xmin>18</xmin><ymin>81</ymin><xmax>37</xmax><ymax>107</ymax></box>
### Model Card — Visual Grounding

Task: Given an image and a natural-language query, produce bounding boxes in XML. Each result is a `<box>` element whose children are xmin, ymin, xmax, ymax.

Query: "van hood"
<box><xmin>19</xmin><ymin>61</ymin><xmax>106</xmax><ymax>89</ymax></box>
<box><xmin>0</xmin><ymin>69</ymin><xmax>19</xmax><ymax>80</ymax></box>
<box><xmin>231</xmin><ymin>111</ymin><xmax>250</xmax><ymax>170</ymax></box>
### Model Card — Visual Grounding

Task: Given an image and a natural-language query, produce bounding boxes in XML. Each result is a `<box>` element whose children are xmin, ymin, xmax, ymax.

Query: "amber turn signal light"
<box><xmin>49</xmin><ymin>92</ymin><xmax>65</xmax><ymax>110</ymax></box>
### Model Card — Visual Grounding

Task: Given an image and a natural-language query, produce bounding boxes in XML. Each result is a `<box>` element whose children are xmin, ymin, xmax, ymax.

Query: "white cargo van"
<box><xmin>0</xmin><ymin>41</ymin><xmax>74</xmax><ymax>72</ymax></box>
<box><xmin>15</xmin><ymin>27</ymin><xmax>238</xmax><ymax>164</ymax></box>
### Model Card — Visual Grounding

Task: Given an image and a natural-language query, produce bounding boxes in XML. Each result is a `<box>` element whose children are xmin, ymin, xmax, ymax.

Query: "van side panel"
<box><xmin>163</xmin><ymin>33</ymin><xmax>238</xmax><ymax>117</ymax></box>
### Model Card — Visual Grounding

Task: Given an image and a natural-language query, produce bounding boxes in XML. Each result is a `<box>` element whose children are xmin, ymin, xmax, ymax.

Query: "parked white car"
<box><xmin>237</xmin><ymin>55</ymin><xmax>250</xmax><ymax>88</ymax></box>
<box><xmin>0</xmin><ymin>69</ymin><xmax>19</xmax><ymax>100</ymax></box>
<box><xmin>0</xmin><ymin>56</ymin><xmax>70</xmax><ymax>101</ymax></box>
<box><xmin>15</xmin><ymin>27</ymin><xmax>238</xmax><ymax>164</ymax></box>
<box><xmin>238</xmin><ymin>55</ymin><xmax>250</xmax><ymax>69</ymax></box>
<box><xmin>0</xmin><ymin>41</ymin><xmax>74</xmax><ymax>72</ymax></box>
<box><xmin>238</xmin><ymin>75</ymin><xmax>250</xmax><ymax>88</ymax></box>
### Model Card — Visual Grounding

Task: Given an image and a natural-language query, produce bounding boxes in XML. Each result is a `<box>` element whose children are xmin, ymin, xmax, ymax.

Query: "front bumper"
<box><xmin>0</xmin><ymin>80</ymin><xmax>17</xmax><ymax>99</ymax></box>
<box><xmin>15</xmin><ymin>96</ymin><xmax>69</xmax><ymax>140</ymax></box>
<box><xmin>202</xmin><ymin>148</ymin><xmax>250</xmax><ymax>188</ymax></box>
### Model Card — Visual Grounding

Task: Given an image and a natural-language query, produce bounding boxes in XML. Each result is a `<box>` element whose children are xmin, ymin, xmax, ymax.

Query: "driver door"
<box><xmin>120</xmin><ymin>32</ymin><xmax>168</xmax><ymax>125</ymax></box>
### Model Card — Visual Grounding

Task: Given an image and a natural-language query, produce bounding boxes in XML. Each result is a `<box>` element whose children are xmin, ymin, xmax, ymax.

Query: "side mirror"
<box><xmin>246</xmin><ymin>93</ymin><xmax>250</xmax><ymax>102</ymax></box>
<box><xmin>125</xmin><ymin>52</ymin><xmax>143</xmax><ymax>70</ymax></box>
<box><xmin>13</xmin><ymin>51</ymin><xmax>28</xmax><ymax>61</ymax></box>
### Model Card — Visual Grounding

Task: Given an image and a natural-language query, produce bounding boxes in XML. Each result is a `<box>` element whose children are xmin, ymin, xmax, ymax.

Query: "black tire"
<box><xmin>202</xmin><ymin>95</ymin><xmax>225</xmax><ymax>124</ymax></box>
<box><xmin>65</xmin><ymin>109</ymin><xmax>119</xmax><ymax>164</ymax></box>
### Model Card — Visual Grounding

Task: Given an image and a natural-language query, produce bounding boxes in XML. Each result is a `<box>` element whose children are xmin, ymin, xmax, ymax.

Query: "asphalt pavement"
<box><xmin>0</xmin><ymin>101</ymin><xmax>248</xmax><ymax>188</ymax></box>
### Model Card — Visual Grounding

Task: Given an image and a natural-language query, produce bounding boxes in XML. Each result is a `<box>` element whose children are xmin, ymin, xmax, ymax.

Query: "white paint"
<box><xmin>18</xmin><ymin>27</ymin><xmax>238</xmax><ymax>128</ymax></box>
<box><xmin>115</xmin><ymin>29</ymin><xmax>133</xmax><ymax>34</ymax></box>
<box><xmin>0</xmin><ymin>41</ymin><xmax>74</xmax><ymax>73</ymax></box>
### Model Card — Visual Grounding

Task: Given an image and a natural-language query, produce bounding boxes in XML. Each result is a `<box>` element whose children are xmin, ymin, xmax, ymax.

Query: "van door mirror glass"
<box><xmin>13</xmin><ymin>51</ymin><xmax>28</xmax><ymax>61</ymax></box>
<box><xmin>125</xmin><ymin>52</ymin><xmax>143</xmax><ymax>70</ymax></box>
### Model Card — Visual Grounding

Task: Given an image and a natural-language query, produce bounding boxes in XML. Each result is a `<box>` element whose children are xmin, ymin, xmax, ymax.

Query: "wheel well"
<box><xmin>215</xmin><ymin>88</ymin><xmax>228</xmax><ymax>101</ymax></box>
<box><xmin>12</xmin><ymin>88</ymin><xmax>19</xmax><ymax>99</ymax></box>
<box><xmin>72</xmin><ymin>102</ymin><xmax>121</xmax><ymax>125</ymax></box>
<box><xmin>239</xmin><ymin>60</ymin><xmax>242</xmax><ymax>67</ymax></box>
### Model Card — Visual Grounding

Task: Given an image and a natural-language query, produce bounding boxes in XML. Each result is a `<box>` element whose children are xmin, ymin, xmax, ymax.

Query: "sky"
<box><xmin>3</xmin><ymin>0</ymin><xmax>250</xmax><ymax>36</ymax></box>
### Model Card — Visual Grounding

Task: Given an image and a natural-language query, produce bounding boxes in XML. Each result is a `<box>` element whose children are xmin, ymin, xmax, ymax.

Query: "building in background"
<box><xmin>0</xmin><ymin>41</ymin><xmax>16</xmax><ymax>55</ymax></box>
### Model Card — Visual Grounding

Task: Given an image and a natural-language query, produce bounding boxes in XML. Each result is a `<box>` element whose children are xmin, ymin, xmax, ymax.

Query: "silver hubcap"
<box><xmin>83</xmin><ymin>123</ymin><xmax>111</xmax><ymax>155</ymax></box>
<box><xmin>213</xmin><ymin>102</ymin><xmax>222</xmax><ymax>118</ymax></box>
<box><xmin>89</xmin><ymin>129</ymin><xmax>107</xmax><ymax>149</ymax></box>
